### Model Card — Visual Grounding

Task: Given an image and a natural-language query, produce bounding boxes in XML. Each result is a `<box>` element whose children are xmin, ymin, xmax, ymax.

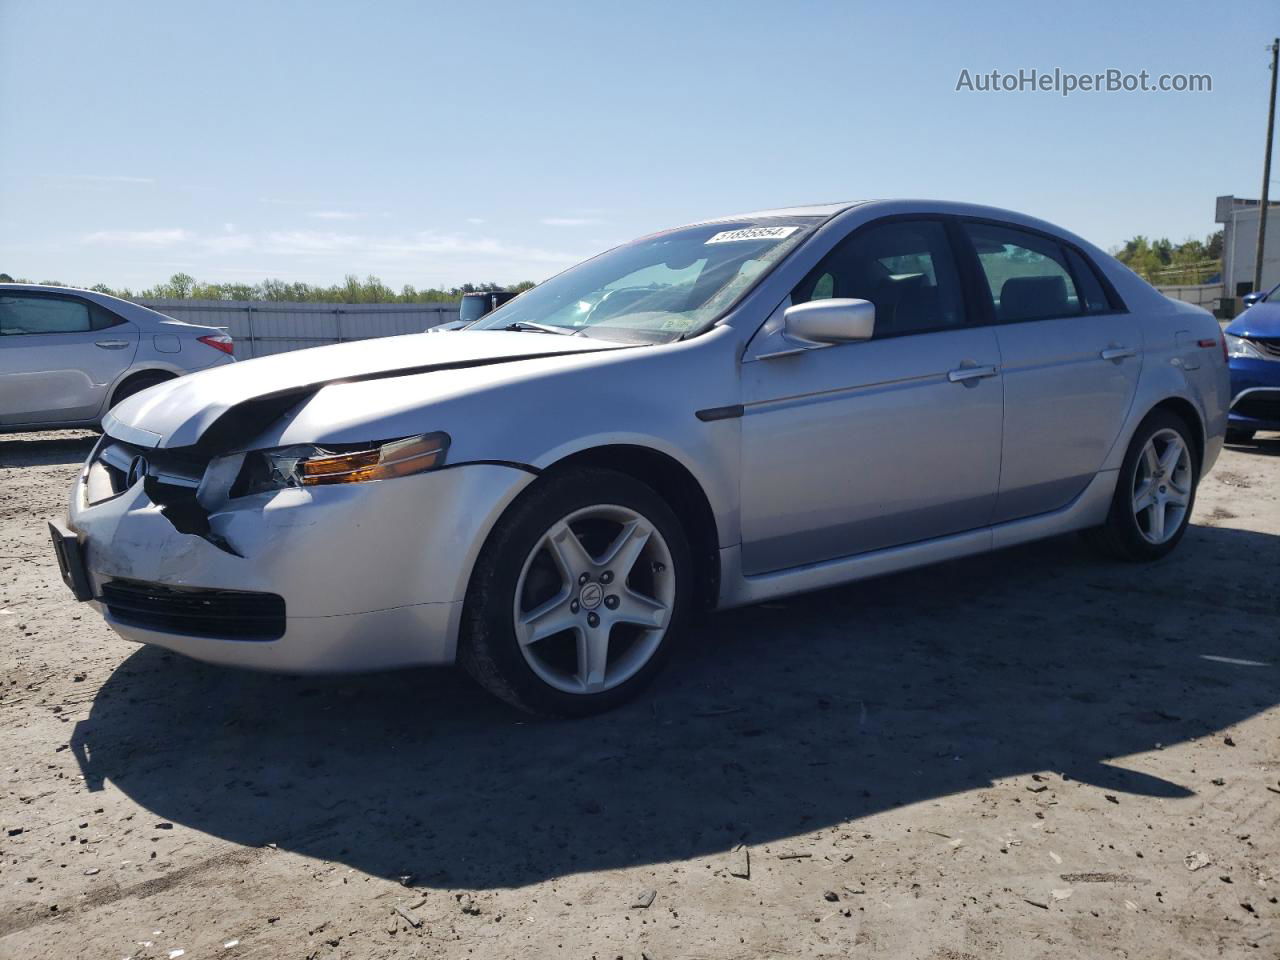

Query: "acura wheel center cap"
<box><xmin>579</xmin><ymin>582</ymin><xmax>604</xmax><ymax>611</ymax></box>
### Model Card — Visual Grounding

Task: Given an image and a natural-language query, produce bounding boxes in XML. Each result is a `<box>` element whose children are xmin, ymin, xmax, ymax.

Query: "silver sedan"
<box><xmin>52</xmin><ymin>200</ymin><xmax>1229</xmax><ymax>716</ymax></box>
<box><xmin>1</xmin><ymin>284</ymin><xmax>234</xmax><ymax>432</ymax></box>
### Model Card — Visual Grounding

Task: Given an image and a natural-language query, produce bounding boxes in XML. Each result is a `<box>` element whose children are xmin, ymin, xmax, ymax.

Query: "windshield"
<box><xmin>470</xmin><ymin>218</ymin><xmax>822</xmax><ymax>341</ymax></box>
<box><xmin>457</xmin><ymin>294</ymin><xmax>490</xmax><ymax>324</ymax></box>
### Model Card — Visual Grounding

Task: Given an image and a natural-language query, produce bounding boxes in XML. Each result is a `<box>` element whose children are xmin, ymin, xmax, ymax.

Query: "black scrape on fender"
<box><xmin>695</xmin><ymin>404</ymin><xmax>745</xmax><ymax>422</ymax></box>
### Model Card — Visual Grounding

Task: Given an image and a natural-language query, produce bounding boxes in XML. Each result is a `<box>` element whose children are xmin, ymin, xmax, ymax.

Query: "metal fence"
<box><xmin>1154</xmin><ymin>283</ymin><xmax>1223</xmax><ymax>311</ymax></box>
<box><xmin>139</xmin><ymin>299</ymin><xmax>461</xmax><ymax>359</ymax></box>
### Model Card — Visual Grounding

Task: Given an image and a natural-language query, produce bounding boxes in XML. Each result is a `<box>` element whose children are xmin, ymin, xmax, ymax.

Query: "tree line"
<box><xmin>1110</xmin><ymin>231</ymin><xmax>1223</xmax><ymax>285</ymax></box>
<box><xmin>0</xmin><ymin>272</ymin><xmax>537</xmax><ymax>304</ymax></box>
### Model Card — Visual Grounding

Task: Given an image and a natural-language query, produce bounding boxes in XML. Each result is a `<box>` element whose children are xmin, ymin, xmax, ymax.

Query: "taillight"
<box><xmin>1220</xmin><ymin>332</ymin><xmax>1228</xmax><ymax>364</ymax></box>
<box><xmin>198</xmin><ymin>334</ymin><xmax>234</xmax><ymax>355</ymax></box>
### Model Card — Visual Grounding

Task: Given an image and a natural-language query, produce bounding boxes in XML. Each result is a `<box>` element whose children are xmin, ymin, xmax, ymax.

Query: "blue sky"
<box><xmin>1</xmin><ymin>0</ymin><xmax>1275</xmax><ymax>290</ymax></box>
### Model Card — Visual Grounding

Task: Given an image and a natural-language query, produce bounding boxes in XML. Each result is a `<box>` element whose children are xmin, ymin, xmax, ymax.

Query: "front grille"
<box><xmin>98</xmin><ymin>438</ymin><xmax>207</xmax><ymax>486</ymax></box>
<box><xmin>86</xmin><ymin>437</ymin><xmax>209</xmax><ymax>505</ymax></box>
<box><xmin>100</xmin><ymin>579</ymin><xmax>286</xmax><ymax>640</ymax></box>
<box><xmin>1234</xmin><ymin>391</ymin><xmax>1280</xmax><ymax>422</ymax></box>
<box><xmin>1248</xmin><ymin>337</ymin><xmax>1280</xmax><ymax>359</ymax></box>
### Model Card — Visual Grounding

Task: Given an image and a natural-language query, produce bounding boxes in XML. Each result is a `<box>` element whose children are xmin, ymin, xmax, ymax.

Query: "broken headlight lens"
<box><xmin>235</xmin><ymin>432</ymin><xmax>450</xmax><ymax>496</ymax></box>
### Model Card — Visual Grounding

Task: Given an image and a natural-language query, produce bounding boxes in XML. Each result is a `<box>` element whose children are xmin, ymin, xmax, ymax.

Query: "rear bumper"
<box><xmin>66</xmin><ymin>462</ymin><xmax>535</xmax><ymax>671</ymax></box>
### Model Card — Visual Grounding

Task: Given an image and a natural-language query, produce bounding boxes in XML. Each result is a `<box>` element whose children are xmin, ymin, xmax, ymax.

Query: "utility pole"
<box><xmin>1253</xmin><ymin>37</ymin><xmax>1279</xmax><ymax>293</ymax></box>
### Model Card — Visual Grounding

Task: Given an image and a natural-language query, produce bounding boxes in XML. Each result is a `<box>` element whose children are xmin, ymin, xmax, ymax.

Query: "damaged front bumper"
<box><xmin>64</xmin><ymin>442</ymin><xmax>535</xmax><ymax>672</ymax></box>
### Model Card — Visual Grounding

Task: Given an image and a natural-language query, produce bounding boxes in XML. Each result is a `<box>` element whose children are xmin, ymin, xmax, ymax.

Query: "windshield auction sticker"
<box><xmin>705</xmin><ymin>226</ymin><xmax>800</xmax><ymax>244</ymax></box>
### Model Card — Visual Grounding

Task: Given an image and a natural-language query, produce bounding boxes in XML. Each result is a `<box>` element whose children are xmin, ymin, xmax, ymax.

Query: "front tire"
<box><xmin>1084</xmin><ymin>410</ymin><xmax>1198</xmax><ymax>562</ymax></box>
<box><xmin>460</xmin><ymin>467</ymin><xmax>693</xmax><ymax>717</ymax></box>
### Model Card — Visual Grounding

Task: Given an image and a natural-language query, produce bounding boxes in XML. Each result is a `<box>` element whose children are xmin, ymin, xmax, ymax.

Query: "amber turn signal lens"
<box><xmin>298</xmin><ymin>433</ymin><xmax>449</xmax><ymax>486</ymax></box>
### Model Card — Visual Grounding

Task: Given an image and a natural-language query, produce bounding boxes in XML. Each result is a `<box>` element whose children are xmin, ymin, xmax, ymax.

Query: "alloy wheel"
<box><xmin>1131</xmin><ymin>427</ymin><xmax>1192</xmax><ymax>545</ymax></box>
<box><xmin>513</xmin><ymin>504</ymin><xmax>675</xmax><ymax>695</ymax></box>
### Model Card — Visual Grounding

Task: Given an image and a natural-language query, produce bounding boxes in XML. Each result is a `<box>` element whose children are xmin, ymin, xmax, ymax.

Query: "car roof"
<box><xmin>685</xmin><ymin>199</ymin><xmax>1123</xmax><ymax>261</ymax></box>
<box><xmin>0</xmin><ymin>282</ymin><xmax>160</xmax><ymax>312</ymax></box>
<box><xmin>682</xmin><ymin>198</ymin><xmax>1097</xmax><ymax>236</ymax></box>
<box><xmin>0</xmin><ymin>282</ymin><xmax>214</xmax><ymax>329</ymax></box>
<box><xmin>0</xmin><ymin>282</ymin><xmax>126</xmax><ymax>302</ymax></box>
<box><xmin>1</xmin><ymin>282</ymin><xmax>89</xmax><ymax>294</ymax></box>
<box><xmin>688</xmin><ymin>201</ymin><xmax>863</xmax><ymax>225</ymax></box>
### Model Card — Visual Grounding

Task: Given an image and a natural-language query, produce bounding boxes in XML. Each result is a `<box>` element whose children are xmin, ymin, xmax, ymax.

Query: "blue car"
<box><xmin>1225</xmin><ymin>283</ymin><xmax>1280</xmax><ymax>442</ymax></box>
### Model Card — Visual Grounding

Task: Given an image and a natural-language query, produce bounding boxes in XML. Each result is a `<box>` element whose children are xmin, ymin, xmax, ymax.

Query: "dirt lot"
<box><xmin>1</xmin><ymin>431</ymin><xmax>1277</xmax><ymax>960</ymax></box>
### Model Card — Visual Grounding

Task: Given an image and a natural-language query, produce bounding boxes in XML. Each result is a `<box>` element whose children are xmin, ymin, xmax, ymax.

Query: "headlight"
<box><xmin>234</xmin><ymin>432</ymin><xmax>450</xmax><ymax>496</ymax></box>
<box><xmin>1225</xmin><ymin>333</ymin><xmax>1265</xmax><ymax>360</ymax></box>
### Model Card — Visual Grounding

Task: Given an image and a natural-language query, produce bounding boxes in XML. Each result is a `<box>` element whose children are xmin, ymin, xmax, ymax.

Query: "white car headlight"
<box><xmin>1225</xmin><ymin>333</ymin><xmax>1265</xmax><ymax>360</ymax></box>
<box><xmin>235</xmin><ymin>432</ymin><xmax>450</xmax><ymax>496</ymax></box>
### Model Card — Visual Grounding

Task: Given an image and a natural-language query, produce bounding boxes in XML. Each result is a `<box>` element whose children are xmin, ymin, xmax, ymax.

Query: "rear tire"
<box><xmin>1083</xmin><ymin>410</ymin><xmax>1198</xmax><ymax>562</ymax></box>
<box><xmin>460</xmin><ymin>467</ymin><xmax>693</xmax><ymax>717</ymax></box>
<box><xmin>109</xmin><ymin>371</ymin><xmax>172</xmax><ymax>411</ymax></box>
<box><xmin>1225</xmin><ymin>428</ymin><xmax>1256</xmax><ymax>444</ymax></box>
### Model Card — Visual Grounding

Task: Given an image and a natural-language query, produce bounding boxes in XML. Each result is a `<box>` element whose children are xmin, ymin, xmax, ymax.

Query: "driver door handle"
<box><xmin>95</xmin><ymin>339</ymin><xmax>130</xmax><ymax>350</ymax></box>
<box><xmin>1100</xmin><ymin>347</ymin><xmax>1136</xmax><ymax>362</ymax></box>
<box><xmin>948</xmin><ymin>365</ymin><xmax>998</xmax><ymax>383</ymax></box>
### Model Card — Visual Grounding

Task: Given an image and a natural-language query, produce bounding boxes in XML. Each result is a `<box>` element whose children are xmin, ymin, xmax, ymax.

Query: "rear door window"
<box><xmin>963</xmin><ymin>223</ymin><xmax>1081</xmax><ymax>323</ymax></box>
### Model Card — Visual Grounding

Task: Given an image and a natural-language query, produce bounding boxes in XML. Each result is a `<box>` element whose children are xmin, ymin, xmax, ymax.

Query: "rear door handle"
<box><xmin>95</xmin><ymin>339</ymin><xmax>130</xmax><ymax>350</ymax></box>
<box><xmin>1100</xmin><ymin>347</ymin><xmax>1136</xmax><ymax>362</ymax></box>
<box><xmin>948</xmin><ymin>365</ymin><xmax>998</xmax><ymax>383</ymax></box>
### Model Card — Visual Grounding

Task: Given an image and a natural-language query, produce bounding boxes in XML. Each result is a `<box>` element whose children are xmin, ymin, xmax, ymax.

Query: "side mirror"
<box><xmin>783</xmin><ymin>298</ymin><xmax>876</xmax><ymax>345</ymax></box>
<box><xmin>1243</xmin><ymin>291</ymin><xmax>1264</xmax><ymax>307</ymax></box>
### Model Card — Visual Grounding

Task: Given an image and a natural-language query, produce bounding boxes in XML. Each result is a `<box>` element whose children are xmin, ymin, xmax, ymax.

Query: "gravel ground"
<box><xmin>1</xmin><ymin>429</ymin><xmax>1277</xmax><ymax>960</ymax></box>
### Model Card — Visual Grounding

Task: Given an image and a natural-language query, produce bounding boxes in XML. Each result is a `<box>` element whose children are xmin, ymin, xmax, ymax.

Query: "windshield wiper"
<box><xmin>503</xmin><ymin>321</ymin><xmax>578</xmax><ymax>336</ymax></box>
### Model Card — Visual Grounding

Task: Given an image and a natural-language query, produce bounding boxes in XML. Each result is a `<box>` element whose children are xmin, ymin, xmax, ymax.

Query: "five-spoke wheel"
<box><xmin>461</xmin><ymin>467</ymin><xmax>690</xmax><ymax>716</ymax></box>
<box><xmin>1085</xmin><ymin>410</ymin><xmax>1199</xmax><ymax>561</ymax></box>
<box><xmin>1130</xmin><ymin>428</ymin><xmax>1193</xmax><ymax>545</ymax></box>
<box><xmin>514</xmin><ymin>505</ymin><xmax>675</xmax><ymax>695</ymax></box>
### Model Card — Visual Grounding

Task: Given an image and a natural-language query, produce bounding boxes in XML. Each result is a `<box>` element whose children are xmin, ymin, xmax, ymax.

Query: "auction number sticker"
<box><xmin>705</xmin><ymin>226</ymin><xmax>800</xmax><ymax>244</ymax></box>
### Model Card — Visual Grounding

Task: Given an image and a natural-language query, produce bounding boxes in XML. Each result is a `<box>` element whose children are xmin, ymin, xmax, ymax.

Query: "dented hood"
<box><xmin>103</xmin><ymin>330</ymin><xmax>627</xmax><ymax>449</ymax></box>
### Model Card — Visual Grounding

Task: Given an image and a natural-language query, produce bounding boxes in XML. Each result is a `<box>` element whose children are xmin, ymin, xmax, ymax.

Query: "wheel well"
<box><xmin>1148</xmin><ymin>397</ymin><xmax>1205</xmax><ymax>470</ymax></box>
<box><xmin>540</xmin><ymin>445</ymin><xmax>721</xmax><ymax>610</ymax></box>
<box><xmin>110</xmin><ymin>369</ymin><xmax>174</xmax><ymax>408</ymax></box>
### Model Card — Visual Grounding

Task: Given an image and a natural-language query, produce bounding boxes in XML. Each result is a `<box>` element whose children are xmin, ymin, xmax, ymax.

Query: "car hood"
<box><xmin>103</xmin><ymin>330</ymin><xmax>629</xmax><ymax>449</ymax></box>
<box><xmin>1226</xmin><ymin>301</ymin><xmax>1280</xmax><ymax>339</ymax></box>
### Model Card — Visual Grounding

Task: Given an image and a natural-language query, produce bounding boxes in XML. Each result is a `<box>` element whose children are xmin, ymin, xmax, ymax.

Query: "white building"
<box><xmin>1217</xmin><ymin>195</ymin><xmax>1280</xmax><ymax>296</ymax></box>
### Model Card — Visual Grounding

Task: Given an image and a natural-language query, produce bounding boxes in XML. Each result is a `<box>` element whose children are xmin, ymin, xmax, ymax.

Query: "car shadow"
<box><xmin>70</xmin><ymin>522</ymin><xmax>1279</xmax><ymax>890</ymax></box>
<box><xmin>0</xmin><ymin>432</ymin><xmax>97</xmax><ymax>468</ymax></box>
